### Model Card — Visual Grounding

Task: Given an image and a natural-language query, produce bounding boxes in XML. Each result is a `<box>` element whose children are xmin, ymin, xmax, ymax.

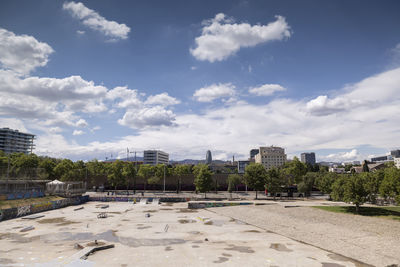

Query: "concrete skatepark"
<box><xmin>0</xmin><ymin>199</ymin><xmax>384</xmax><ymax>267</ymax></box>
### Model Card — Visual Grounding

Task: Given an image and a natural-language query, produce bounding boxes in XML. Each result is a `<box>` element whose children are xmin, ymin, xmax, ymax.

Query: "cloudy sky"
<box><xmin>0</xmin><ymin>0</ymin><xmax>400</xmax><ymax>162</ymax></box>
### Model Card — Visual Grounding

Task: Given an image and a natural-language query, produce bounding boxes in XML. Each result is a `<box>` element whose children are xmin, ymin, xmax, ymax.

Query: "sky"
<box><xmin>0</xmin><ymin>0</ymin><xmax>400</xmax><ymax>162</ymax></box>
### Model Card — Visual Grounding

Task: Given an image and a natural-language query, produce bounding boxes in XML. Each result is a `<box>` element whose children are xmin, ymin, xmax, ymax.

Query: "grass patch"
<box><xmin>0</xmin><ymin>196</ymin><xmax>65</xmax><ymax>209</ymax></box>
<box><xmin>313</xmin><ymin>206</ymin><xmax>400</xmax><ymax>221</ymax></box>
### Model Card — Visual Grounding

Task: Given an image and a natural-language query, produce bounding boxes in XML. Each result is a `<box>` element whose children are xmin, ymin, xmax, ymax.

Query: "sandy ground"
<box><xmin>0</xmin><ymin>201</ymin><xmax>369</xmax><ymax>267</ymax></box>
<box><xmin>209</xmin><ymin>201</ymin><xmax>400</xmax><ymax>267</ymax></box>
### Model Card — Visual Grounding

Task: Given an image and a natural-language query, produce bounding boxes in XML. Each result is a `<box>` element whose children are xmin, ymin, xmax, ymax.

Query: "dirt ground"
<box><xmin>0</xmin><ymin>200</ymin><xmax>372</xmax><ymax>267</ymax></box>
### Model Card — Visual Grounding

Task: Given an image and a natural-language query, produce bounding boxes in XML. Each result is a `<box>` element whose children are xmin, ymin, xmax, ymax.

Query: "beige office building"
<box><xmin>255</xmin><ymin>146</ymin><xmax>287</xmax><ymax>169</ymax></box>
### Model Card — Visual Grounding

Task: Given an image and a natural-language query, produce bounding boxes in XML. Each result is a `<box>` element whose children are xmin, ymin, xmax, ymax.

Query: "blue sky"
<box><xmin>0</xmin><ymin>0</ymin><xmax>400</xmax><ymax>162</ymax></box>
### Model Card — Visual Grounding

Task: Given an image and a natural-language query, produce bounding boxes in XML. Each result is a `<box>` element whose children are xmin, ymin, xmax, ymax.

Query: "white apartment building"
<box><xmin>143</xmin><ymin>150</ymin><xmax>169</xmax><ymax>165</ymax></box>
<box><xmin>394</xmin><ymin>157</ymin><xmax>400</xmax><ymax>169</ymax></box>
<box><xmin>255</xmin><ymin>146</ymin><xmax>287</xmax><ymax>170</ymax></box>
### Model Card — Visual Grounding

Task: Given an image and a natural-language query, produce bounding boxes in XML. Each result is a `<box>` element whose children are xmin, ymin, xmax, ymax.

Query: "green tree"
<box><xmin>12</xmin><ymin>153</ymin><xmax>40</xmax><ymax>178</ymax></box>
<box><xmin>86</xmin><ymin>159</ymin><xmax>108</xmax><ymax>186</ymax></box>
<box><xmin>138</xmin><ymin>164</ymin><xmax>154</xmax><ymax>191</ymax></box>
<box><xmin>173</xmin><ymin>164</ymin><xmax>191</xmax><ymax>193</ymax></box>
<box><xmin>331</xmin><ymin>175</ymin><xmax>348</xmax><ymax>201</ymax></box>
<box><xmin>281</xmin><ymin>157</ymin><xmax>307</xmax><ymax>185</ymax></box>
<box><xmin>343</xmin><ymin>174</ymin><xmax>369</xmax><ymax>213</ymax></box>
<box><xmin>265</xmin><ymin>167</ymin><xmax>282</xmax><ymax>200</ymax></box>
<box><xmin>54</xmin><ymin>159</ymin><xmax>75</xmax><ymax>181</ymax></box>
<box><xmin>380</xmin><ymin>167</ymin><xmax>400</xmax><ymax>204</ymax></box>
<box><xmin>315</xmin><ymin>172</ymin><xmax>336</xmax><ymax>196</ymax></box>
<box><xmin>244</xmin><ymin>163</ymin><xmax>267</xmax><ymax>199</ymax></box>
<box><xmin>227</xmin><ymin>174</ymin><xmax>242</xmax><ymax>193</ymax></box>
<box><xmin>364</xmin><ymin>171</ymin><xmax>383</xmax><ymax>204</ymax></box>
<box><xmin>123</xmin><ymin>163</ymin><xmax>137</xmax><ymax>192</ymax></box>
<box><xmin>39</xmin><ymin>158</ymin><xmax>57</xmax><ymax>180</ymax></box>
<box><xmin>297</xmin><ymin>172</ymin><xmax>317</xmax><ymax>197</ymax></box>
<box><xmin>193</xmin><ymin>164</ymin><xmax>213</xmax><ymax>198</ymax></box>
<box><xmin>107</xmin><ymin>160</ymin><xmax>126</xmax><ymax>190</ymax></box>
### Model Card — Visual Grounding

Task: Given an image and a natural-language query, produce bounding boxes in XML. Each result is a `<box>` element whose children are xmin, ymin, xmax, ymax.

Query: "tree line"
<box><xmin>1</xmin><ymin>151</ymin><xmax>399</xmax><ymax>209</ymax></box>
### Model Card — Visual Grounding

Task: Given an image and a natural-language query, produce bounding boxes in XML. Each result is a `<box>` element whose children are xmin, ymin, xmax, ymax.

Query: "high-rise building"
<box><xmin>391</xmin><ymin>149</ymin><xmax>400</xmax><ymax>158</ymax></box>
<box><xmin>143</xmin><ymin>150</ymin><xmax>169</xmax><ymax>165</ymax></box>
<box><xmin>0</xmin><ymin>128</ymin><xmax>35</xmax><ymax>154</ymax></box>
<box><xmin>301</xmin><ymin>152</ymin><xmax>316</xmax><ymax>165</ymax></box>
<box><xmin>237</xmin><ymin>160</ymin><xmax>250</xmax><ymax>174</ymax></box>
<box><xmin>205</xmin><ymin>150</ymin><xmax>212</xmax><ymax>165</ymax></box>
<box><xmin>250</xmin><ymin>149</ymin><xmax>259</xmax><ymax>159</ymax></box>
<box><xmin>255</xmin><ymin>146</ymin><xmax>287</xmax><ymax>170</ymax></box>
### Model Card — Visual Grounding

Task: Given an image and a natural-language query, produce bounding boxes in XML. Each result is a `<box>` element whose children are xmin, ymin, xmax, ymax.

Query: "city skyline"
<box><xmin>1</xmin><ymin>1</ymin><xmax>400</xmax><ymax>162</ymax></box>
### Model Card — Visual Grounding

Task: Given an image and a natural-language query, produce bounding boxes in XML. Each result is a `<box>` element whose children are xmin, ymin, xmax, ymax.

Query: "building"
<box><xmin>143</xmin><ymin>150</ymin><xmax>169</xmax><ymax>165</ymax></box>
<box><xmin>391</xmin><ymin>149</ymin><xmax>400</xmax><ymax>158</ymax></box>
<box><xmin>205</xmin><ymin>150</ymin><xmax>212</xmax><ymax>165</ymax></box>
<box><xmin>250</xmin><ymin>149</ymin><xmax>259</xmax><ymax>160</ymax></box>
<box><xmin>254</xmin><ymin>146</ymin><xmax>287</xmax><ymax>170</ymax></box>
<box><xmin>394</xmin><ymin>157</ymin><xmax>400</xmax><ymax>169</ymax></box>
<box><xmin>237</xmin><ymin>160</ymin><xmax>250</xmax><ymax>174</ymax></box>
<box><xmin>371</xmin><ymin>155</ymin><xmax>393</xmax><ymax>163</ymax></box>
<box><xmin>300</xmin><ymin>152</ymin><xmax>316</xmax><ymax>165</ymax></box>
<box><xmin>0</xmin><ymin>128</ymin><xmax>35</xmax><ymax>154</ymax></box>
<box><xmin>329</xmin><ymin>167</ymin><xmax>345</xmax><ymax>173</ymax></box>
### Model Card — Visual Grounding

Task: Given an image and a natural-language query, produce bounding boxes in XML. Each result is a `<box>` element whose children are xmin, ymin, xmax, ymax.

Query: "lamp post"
<box><xmin>163</xmin><ymin>164</ymin><xmax>166</xmax><ymax>193</ymax></box>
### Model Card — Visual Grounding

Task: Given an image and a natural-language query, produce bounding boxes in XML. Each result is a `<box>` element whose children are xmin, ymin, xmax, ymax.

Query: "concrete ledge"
<box><xmin>188</xmin><ymin>201</ymin><xmax>253</xmax><ymax>209</ymax></box>
<box><xmin>89</xmin><ymin>196</ymin><xmax>190</xmax><ymax>203</ymax></box>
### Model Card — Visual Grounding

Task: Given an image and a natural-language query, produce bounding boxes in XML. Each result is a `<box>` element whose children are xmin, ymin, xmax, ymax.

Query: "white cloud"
<box><xmin>193</xmin><ymin>83</ymin><xmax>236</xmax><ymax>102</ymax></box>
<box><xmin>0</xmin><ymin>118</ymin><xmax>27</xmax><ymax>132</ymax></box>
<box><xmin>33</xmin><ymin>66</ymin><xmax>400</xmax><ymax>161</ymax></box>
<box><xmin>76</xmin><ymin>30</ymin><xmax>85</xmax><ymax>35</ymax></box>
<box><xmin>249</xmin><ymin>84</ymin><xmax>286</xmax><ymax>96</ymax></box>
<box><xmin>63</xmin><ymin>1</ymin><xmax>130</xmax><ymax>41</ymax></box>
<box><xmin>72</xmin><ymin>129</ymin><xmax>85</xmax><ymax>136</ymax></box>
<box><xmin>190</xmin><ymin>14</ymin><xmax>291</xmax><ymax>62</ymax></box>
<box><xmin>0</xmin><ymin>28</ymin><xmax>54</xmax><ymax>75</ymax></box>
<box><xmin>106</xmin><ymin>86</ymin><xmax>141</xmax><ymax>108</ymax></box>
<box><xmin>75</xmin><ymin>119</ymin><xmax>88</xmax><ymax>127</ymax></box>
<box><xmin>118</xmin><ymin>106</ymin><xmax>176</xmax><ymax>129</ymax></box>
<box><xmin>0</xmin><ymin>70</ymin><xmax>108</xmax><ymax>126</ymax></box>
<box><xmin>306</xmin><ymin>68</ymin><xmax>400</xmax><ymax>116</ymax></box>
<box><xmin>323</xmin><ymin>149</ymin><xmax>359</xmax><ymax>162</ymax></box>
<box><xmin>145</xmin><ymin>92</ymin><xmax>180</xmax><ymax>106</ymax></box>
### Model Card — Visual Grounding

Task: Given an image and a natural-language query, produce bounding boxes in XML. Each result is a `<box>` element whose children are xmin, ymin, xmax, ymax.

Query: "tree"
<box><xmin>12</xmin><ymin>153</ymin><xmax>40</xmax><ymax>178</ymax></box>
<box><xmin>227</xmin><ymin>174</ymin><xmax>242</xmax><ymax>193</ymax></box>
<box><xmin>265</xmin><ymin>167</ymin><xmax>282</xmax><ymax>200</ymax></box>
<box><xmin>315</xmin><ymin>172</ymin><xmax>336</xmax><ymax>196</ymax></box>
<box><xmin>297</xmin><ymin>172</ymin><xmax>317</xmax><ymax>197</ymax></box>
<box><xmin>54</xmin><ymin>159</ymin><xmax>75</xmax><ymax>181</ymax></box>
<box><xmin>193</xmin><ymin>164</ymin><xmax>213</xmax><ymax>198</ymax></box>
<box><xmin>364</xmin><ymin>171</ymin><xmax>383</xmax><ymax>204</ymax></box>
<box><xmin>173</xmin><ymin>164</ymin><xmax>191</xmax><ymax>193</ymax></box>
<box><xmin>244</xmin><ymin>163</ymin><xmax>267</xmax><ymax>199</ymax></box>
<box><xmin>380</xmin><ymin>167</ymin><xmax>400</xmax><ymax>204</ymax></box>
<box><xmin>39</xmin><ymin>158</ymin><xmax>57</xmax><ymax>180</ymax></box>
<box><xmin>86</xmin><ymin>159</ymin><xmax>107</xmax><ymax>186</ymax></box>
<box><xmin>281</xmin><ymin>157</ymin><xmax>307</xmax><ymax>185</ymax></box>
<box><xmin>123</xmin><ymin>163</ymin><xmax>137</xmax><ymax>192</ymax></box>
<box><xmin>107</xmin><ymin>160</ymin><xmax>126</xmax><ymax>190</ymax></box>
<box><xmin>138</xmin><ymin>164</ymin><xmax>154</xmax><ymax>191</ymax></box>
<box><xmin>362</xmin><ymin>160</ymin><xmax>369</xmax><ymax>172</ymax></box>
<box><xmin>330</xmin><ymin>175</ymin><xmax>348</xmax><ymax>201</ymax></box>
<box><xmin>343</xmin><ymin>174</ymin><xmax>369</xmax><ymax>213</ymax></box>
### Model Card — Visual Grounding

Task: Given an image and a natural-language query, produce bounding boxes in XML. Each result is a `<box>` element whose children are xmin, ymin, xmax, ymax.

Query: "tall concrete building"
<box><xmin>0</xmin><ymin>128</ymin><xmax>35</xmax><ymax>154</ymax></box>
<box><xmin>250</xmin><ymin>149</ymin><xmax>259</xmax><ymax>160</ymax></box>
<box><xmin>143</xmin><ymin>150</ymin><xmax>169</xmax><ymax>165</ymax></box>
<box><xmin>391</xmin><ymin>149</ymin><xmax>400</xmax><ymax>158</ymax></box>
<box><xmin>255</xmin><ymin>146</ymin><xmax>287</xmax><ymax>170</ymax></box>
<box><xmin>301</xmin><ymin>152</ymin><xmax>316</xmax><ymax>165</ymax></box>
<box><xmin>205</xmin><ymin>150</ymin><xmax>212</xmax><ymax>164</ymax></box>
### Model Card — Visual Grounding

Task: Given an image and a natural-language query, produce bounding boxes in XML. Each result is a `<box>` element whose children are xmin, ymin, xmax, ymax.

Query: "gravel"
<box><xmin>208</xmin><ymin>203</ymin><xmax>400</xmax><ymax>267</ymax></box>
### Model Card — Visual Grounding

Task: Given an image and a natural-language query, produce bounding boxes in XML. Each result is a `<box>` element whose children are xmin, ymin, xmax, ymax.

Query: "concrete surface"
<box><xmin>0</xmin><ymin>201</ymin><xmax>368</xmax><ymax>267</ymax></box>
